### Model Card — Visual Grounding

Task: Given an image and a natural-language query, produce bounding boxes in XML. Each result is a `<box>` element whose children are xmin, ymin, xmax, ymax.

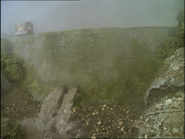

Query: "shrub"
<box><xmin>1</xmin><ymin>38</ymin><xmax>24</xmax><ymax>82</ymax></box>
<box><xmin>1</xmin><ymin>118</ymin><xmax>27</xmax><ymax>139</ymax></box>
<box><xmin>4</xmin><ymin>63</ymin><xmax>23</xmax><ymax>81</ymax></box>
<box><xmin>156</xmin><ymin>10</ymin><xmax>184</xmax><ymax>59</ymax></box>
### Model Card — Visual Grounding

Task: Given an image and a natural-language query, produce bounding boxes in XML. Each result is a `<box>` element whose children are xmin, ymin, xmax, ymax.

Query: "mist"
<box><xmin>1</xmin><ymin>0</ymin><xmax>184</xmax><ymax>38</ymax></box>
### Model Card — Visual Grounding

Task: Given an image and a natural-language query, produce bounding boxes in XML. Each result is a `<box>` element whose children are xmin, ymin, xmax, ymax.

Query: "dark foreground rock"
<box><xmin>1</xmin><ymin>73</ymin><xmax>11</xmax><ymax>93</ymax></box>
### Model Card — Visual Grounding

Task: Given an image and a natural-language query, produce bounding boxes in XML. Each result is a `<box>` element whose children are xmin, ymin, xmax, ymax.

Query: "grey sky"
<box><xmin>1</xmin><ymin>0</ymin><xmax>184</xmax><ymax>37</ymax></box>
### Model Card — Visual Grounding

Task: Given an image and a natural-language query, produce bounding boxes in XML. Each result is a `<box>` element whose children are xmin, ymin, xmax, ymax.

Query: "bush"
<box><xmin>156</xmin><ymin>10</ymin><xmax>184</xmax><ymax>59</ymax></box>
<box><xmin>1</xmin><ymin>38</ymin><xmax>23</xmax><ymax>82</ymax></box>
<box><xmin>1</xmin><ymin>118</ymin><xmax>27</xmax><ymax>139</ymax></box>
<box><xmin>5</xmin><ymin>63</ymin><xmax>23</xmax><ymax>81</ymax></box>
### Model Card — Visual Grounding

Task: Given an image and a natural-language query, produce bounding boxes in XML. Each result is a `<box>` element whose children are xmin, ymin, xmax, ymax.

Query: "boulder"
<box><xmin>144</xmin><ymin>47</ymin><xmax>184</xmax><ymax>106</ymax></box>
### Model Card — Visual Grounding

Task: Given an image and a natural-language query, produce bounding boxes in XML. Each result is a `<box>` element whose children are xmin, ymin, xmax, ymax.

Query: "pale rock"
<box><xmin>165</xmin><ymin>99</ymin><xmax>173</xmax><ymax>106</ymax></box>
<box><xmin>92</xmin><ymin>111</ymin><xmax>99</xmax><ymax>115</ymax></box>
<box><xmin>72</xmin><ymin>107</ymin><xmax>76</xmax><ymax>113</ymax></box>
<box><xmin>140</xmin><ymin>116</ymin><xmax>143</xmax><ymax>120</ymax></box>
<box><xmin>145</xmin><ymin>117</ymin><xmax>149</xmax><ymax>122</ymax></box>
<box><xmin>121</xmin><ymin>127</ymin><xmax>124</xmax><ymax>132</ymax></box>
<box><xmin>119</xmin><ymin>121</ymin><xmax>123</xmax><ymax>126</ymax></box>
<box><xmin>97</xmin><ymin>121</ymin><xmax>101</xmax><ymax>125</ymax></box>
<box><xmin>103</xmin><ymin>105</ymin><xmax>106</xmax><ymax>108</ymax></box>
<box><xmin>86</xmin><ymin>122</ymin><xmax>89</xmax><ymax>126</ymax></box>
<box><xmin>144</xmin><ymin>134</ymin><xmax>148</xmax><ymax>138</ymax></box>
<box><xmin>164</xmin><ymin>127</ymin><xmax>167</xmax><ymax>130</ymax></box>
<box><xmin>102</xmin><ymin>108</ymin><xmax>104</xmax><ymax>111</ymax></box>
<box><xmin>93</xmin><ymin>133</ymin><xmax>96</xmax><ymax>136</ymax></box>
<box><xmin>155</xmin><ymin>103</ymin><xmax>163</xmax><ymax>109</ymax></box>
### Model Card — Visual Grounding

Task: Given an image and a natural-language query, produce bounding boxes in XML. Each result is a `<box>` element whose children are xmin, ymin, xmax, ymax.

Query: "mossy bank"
<box><xmin>8</xmin><ymin>26</ymin><xmax>176</xmax><ymax>107</ymax></box>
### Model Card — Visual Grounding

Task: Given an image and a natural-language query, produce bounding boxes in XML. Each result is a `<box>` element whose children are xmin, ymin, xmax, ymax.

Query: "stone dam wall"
<box><xmin>8</xmin><ymin>26</ymin><xmax>176</xmax><ymax>102</ymax></box>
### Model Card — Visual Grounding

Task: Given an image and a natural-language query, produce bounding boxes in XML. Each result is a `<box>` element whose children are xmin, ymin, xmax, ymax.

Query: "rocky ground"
<box><xmin>1</xmin><ymin>83</ymin><xmax>41</xmax><ymax>121</ymax></box>
<box><xmin>1</xmin><ymin>48</ymin><xmax>184</xmax><ymax>139</ymax></box>
<box><xmin>132</xmin><ymin>91</ymin><xmax>184</xmax><ymax>138</ymax></box>
<box><xmin>69</xmin><ymin>90</ymin><xmax>184</xmax><ymax>138</ymax></box>
<box><xmin>70</xmin><ymin>102</ymin><xmax>143</xmax><ymax>138</ymax></box>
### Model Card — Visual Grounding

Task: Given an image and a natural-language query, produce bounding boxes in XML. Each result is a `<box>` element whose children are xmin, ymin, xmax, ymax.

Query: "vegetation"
<box><xmin>73</xmin><ymin>38</ymin><xmax>163</xmax><ymax>107</ymax></box>
<box><xmin>1</xmin><ymin>118</ymin><xmax>27</xmax><ymax>139</ymax></box>
<box><xmin>156</xmin><ymin>10</ymin><xmax>184</xmax><ymax>59</ymax></box>
<box><xmin>1</xmin><ymin>38</ymin><xmax>24</xmax><ymax>82</ymax></box>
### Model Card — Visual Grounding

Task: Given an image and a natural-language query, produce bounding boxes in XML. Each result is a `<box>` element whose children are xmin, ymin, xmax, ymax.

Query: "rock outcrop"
<box><xmin>131</xmin><ymin>47</ymin><xmax>184</xmax><ymax>138</ymax></box>
<box><xmin>144</xmin><ymin>47</ymin><xmax>184</xmax><ymax>106</ymax></box>
<box><xmin>21</xmin><ymin>86</ymin><xmax>80</xmax><ymax>139</ymax></box>
<box><xmin>132</xmin><ymin>91</ymin><xmax>184</xmax><ymax>138</ymax></box>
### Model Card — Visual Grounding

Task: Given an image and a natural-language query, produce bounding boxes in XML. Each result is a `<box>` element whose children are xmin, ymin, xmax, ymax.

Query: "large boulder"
<box><xmin>144</xmin><ymin>47</ymin><xmax>184</xmax><ymax>106</ymax></box>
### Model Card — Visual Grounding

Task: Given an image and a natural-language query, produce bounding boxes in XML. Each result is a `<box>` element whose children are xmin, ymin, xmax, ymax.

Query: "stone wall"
<box><xmin>8</xmin><ymin>26</ymin><xmax>176</xmax><ymax>101</ymax></box>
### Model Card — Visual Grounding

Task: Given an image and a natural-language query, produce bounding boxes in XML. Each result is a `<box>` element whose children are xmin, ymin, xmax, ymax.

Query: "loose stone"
<box><xmin>120</xmin><ymin>127</ymin><xmax>124</xmax><ymax>132</ymax></box>
<box><xmin>119</xmin><ymin>121</ymin><xmax>123</xmax><ymax>126</ymax></box>
<box><xmin>164</xmin><ymin>127</ymin><xmax>167</xmax><ymax>130</ymax></box>
<box><xmin>145</xmin><ymin>117</ymin><xmax>149</xmax><ymax>122</ymax></box>
<box><xmin>165</xmin><ymin>99</ymin><xmax>173</xmax><ymax>106</ymax></box>
<box><xmin>97</xmin><ymin>121</ymin><xmax>102</xmax><ymax>125</ymax></box>
<box><xmin>103</xmin><ymin>105</ymin><xmax>106</xmax><ymax>108</ymax></box>
<box><xmin>91</xmin><ymin>136</ymin><xmax>96</xmax><ymax>139</ymax></box>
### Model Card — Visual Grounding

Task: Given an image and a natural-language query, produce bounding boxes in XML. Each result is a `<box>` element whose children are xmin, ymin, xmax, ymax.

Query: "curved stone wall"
<box><xmin>8</xmin><ymin>26</ymin><xmax>176</xmax><ymax>103</ymax></box>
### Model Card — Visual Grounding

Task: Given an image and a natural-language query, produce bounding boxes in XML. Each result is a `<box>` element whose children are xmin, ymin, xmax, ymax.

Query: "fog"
<box><xmin>1</xmin><ymin>0</ymin><xmax>184</xmax><ymax>37</ymax></box>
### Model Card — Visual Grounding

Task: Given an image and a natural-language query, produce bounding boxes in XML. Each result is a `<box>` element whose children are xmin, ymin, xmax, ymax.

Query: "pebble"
<box><xmin>140</xmin><ymin>116</ymin><xmax>143</xmax><ymax>120</ymax></box>
<box><xmin>92</xmin><ymin>111</ymin><xmax>99</xmax><ymax>115</ymax></box>
<box><xmin>119</xmin><ymin>121</ymin><xmax>123</xmax><ymax>126</ymax></box>
<box><xmin>165</xmin><ymin>99</ymin><xmax>173</xmax><ymax>106</ymax></box>
<box><xmin>145</xmin><ymin>117</ymin><xmax>149</xmax><ymax>122</ymax></box>
<box><xmin>120</xmin><ymin>127</ymin><xmax>124</xmax><ymax>132</ymax></box>
<box><xmin>144</xmin><ymin>134</ymin><xmax>148</xmax><ymax>138</ymax></box>
<box><xmin>102</xmin><ymin>108</ymin><xmax>104</xmax><ymax>111</ymax></box>
<box><xmin>97</xmin><ymin>121</ymin><xmax>101</xmax><ymax>125</ymax></box>
<box><xmin>155</xmin><ymin>103</ymin><xmax>163</xmax><ymax>109</ymax></box>
<box><xmin>103</xmin><ymin>105</ymin><xmax>106</xmax><ymax>108</ymax></box>
<box><xmin>164</xmin><ymin>127</ymin><xmax>167</xmax><ymax>130</ymax></box>
<box><xmin>86</xmin><ymin>122</ymin><xmax>89</xmax><ymax>126</ymax></box>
